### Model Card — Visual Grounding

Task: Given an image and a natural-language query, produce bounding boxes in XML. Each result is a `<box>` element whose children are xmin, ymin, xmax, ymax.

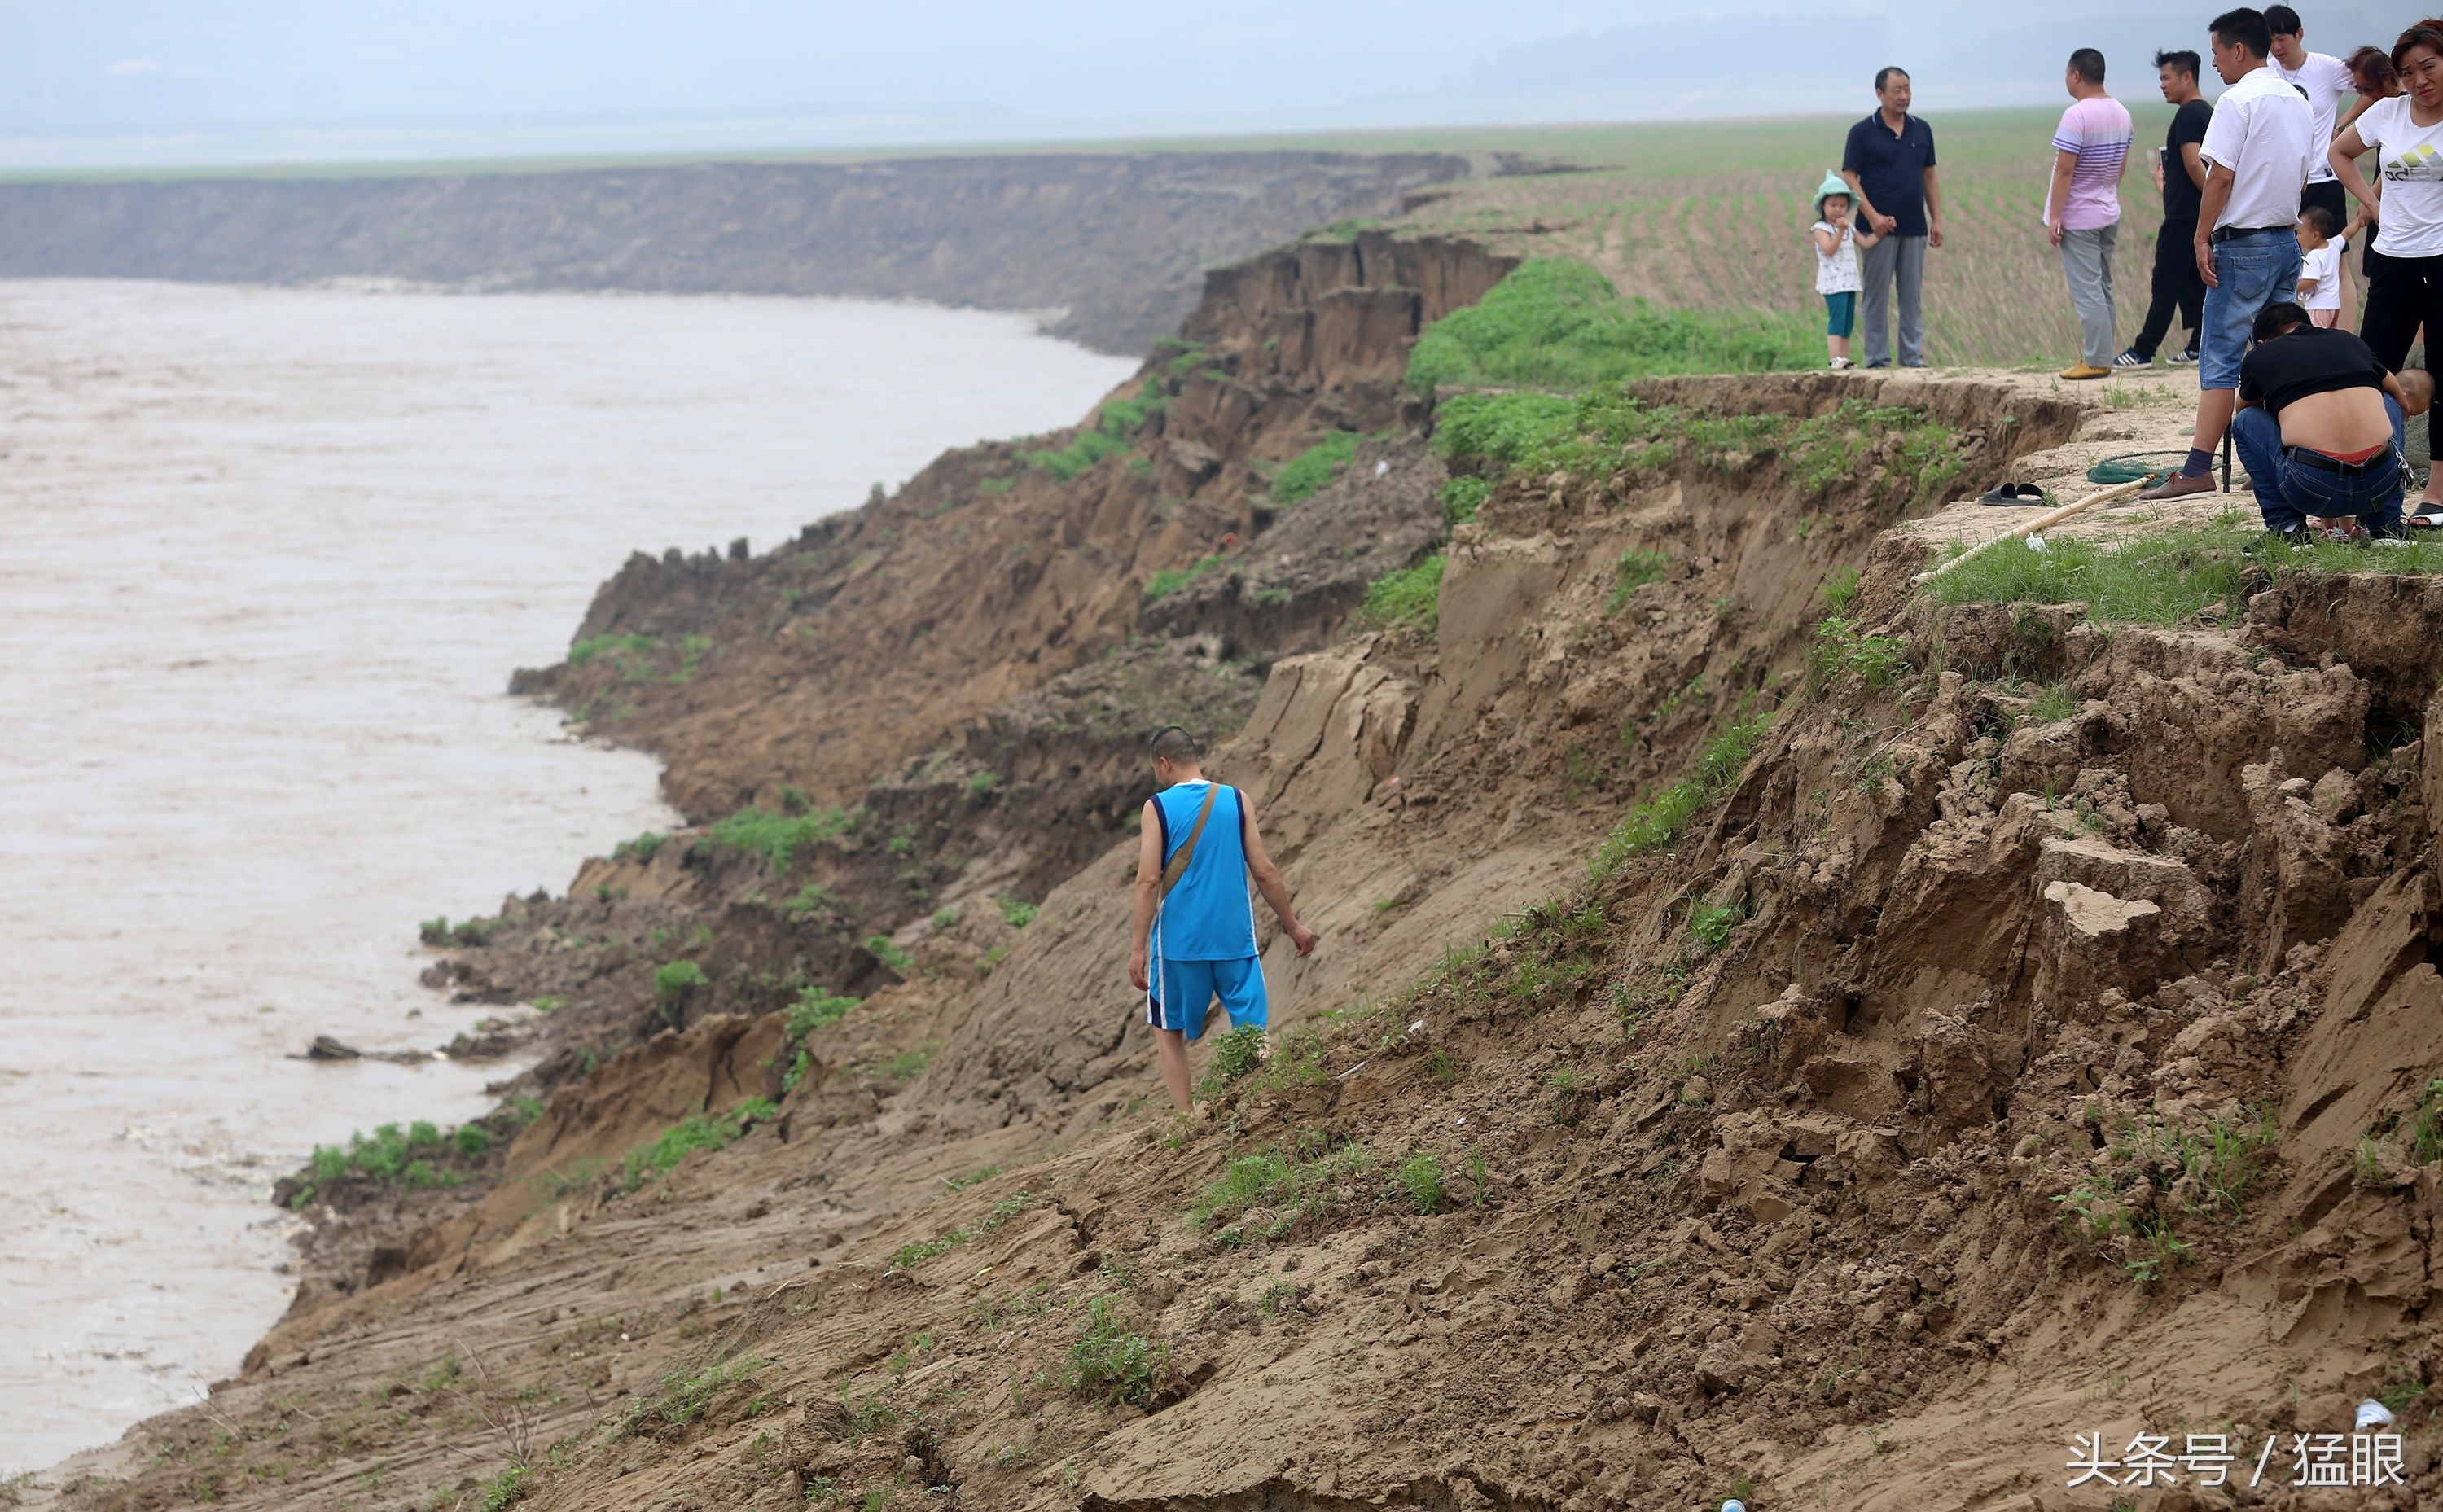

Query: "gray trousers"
<box><xmin>2058</xmin><ymin>223</ymin><xmax>2120</xmax><ymax>367</ymax></box>
<box><xmin>1858</xmin><ymin>232</ymin><xmax>1928</xmax><ymax>366</ymax></box>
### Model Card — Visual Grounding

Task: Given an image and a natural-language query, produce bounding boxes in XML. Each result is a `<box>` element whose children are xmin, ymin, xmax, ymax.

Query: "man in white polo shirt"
<box><xmin>2267</xmin><ymin>6</ymin><xmax>2356</xmax><ymax>241</ymax></box>
<box><xmin>2143</xmin><ymin>7</ymin><xmax>2318</xmax><ymax>502</ymax></box>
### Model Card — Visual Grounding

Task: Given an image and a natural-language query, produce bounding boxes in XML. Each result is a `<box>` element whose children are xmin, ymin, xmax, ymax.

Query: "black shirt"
<box><xmin>1841</xmin><ymin>111</ymin><xmax>1938</xmax><ymax>237</ymax></box>
<box><xmin>2163</xmin><ymin>98</ymin><xmax>2213</xmax><ymax>224</ymax></box>
<box><xmin>2239</xmin><ymin>326</ymin><xmax>2389</xmax><ymax>416</ymax></box>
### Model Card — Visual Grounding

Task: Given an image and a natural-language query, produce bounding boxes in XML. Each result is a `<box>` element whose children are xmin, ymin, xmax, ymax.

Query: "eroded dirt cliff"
<box><xmin>32</xmin><ymin>250</ymin><xmax>2443</xmax><ymax>1512</ymax></box>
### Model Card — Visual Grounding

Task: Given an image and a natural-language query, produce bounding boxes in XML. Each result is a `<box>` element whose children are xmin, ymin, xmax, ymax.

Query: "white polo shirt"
<box><xmin>2271</xmin><ymin>50</ymin><xmax>2355</xmax><ymax>183</ymax></box>
<box><xmin>2200</xmin><ymin>64</ymin><xmax>2317</xmax><ymax>230</ymax></box>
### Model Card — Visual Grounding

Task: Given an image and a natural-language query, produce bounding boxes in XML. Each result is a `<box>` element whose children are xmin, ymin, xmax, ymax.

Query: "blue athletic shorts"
<box><xmin>1824</xmin><ymin>290</ymin><xmax>1857</xmax><ymax>339</ymax></box>
<box><xmin>1146</xmin><ymin>955</ymin><xmax>1267</xmax><ymax>1041</ymax></box>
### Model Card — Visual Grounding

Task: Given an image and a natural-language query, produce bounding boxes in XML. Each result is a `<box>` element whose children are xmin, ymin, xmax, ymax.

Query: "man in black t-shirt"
<box><xmin>1840</xmin><ymin>65</ymin><xmax>1943</xmax><ymax>368</ymax></box>
<box><xmin>2233</xmin><ymin>301</ymin><xmax>2428</xmax><ymax>540</ymax></box>
<box><xmin>2117</xmin><ymin>50</ymin><xmax>2213</xmax><ymax>366</ymax></box>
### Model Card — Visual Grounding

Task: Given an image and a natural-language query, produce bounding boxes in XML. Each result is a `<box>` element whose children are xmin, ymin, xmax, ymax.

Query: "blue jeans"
<box><xmin>2199</xmin><ymin>230</ymin><xmax>2302</xmax><ymax>390</ymax></box>
<box><xmin>2231</xmin><ymin>397</ymin><xmax>2405</xmax><ymax>534</ymax></box>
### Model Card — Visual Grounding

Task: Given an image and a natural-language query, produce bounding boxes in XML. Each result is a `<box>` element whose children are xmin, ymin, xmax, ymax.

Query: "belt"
<box><xmin>2285</xmin><ymin>443</ymin><xmax>2401</xmax><ymax>474</ymax></box>
<box><xmin>2211</xmin><ymin>224</ymin><xmax>2294</xmax><ymax>243</ymax></box>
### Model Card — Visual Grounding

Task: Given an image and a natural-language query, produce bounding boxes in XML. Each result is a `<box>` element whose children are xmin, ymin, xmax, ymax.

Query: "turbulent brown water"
<box><xmin>0</xmin><ymin>279</ymin><xmax>1134</xmax><ymax>1470</ymax></box>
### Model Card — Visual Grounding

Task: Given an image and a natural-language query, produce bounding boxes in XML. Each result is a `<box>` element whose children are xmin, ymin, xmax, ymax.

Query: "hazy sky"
<box><xmin>0</xmin><ymin>1</ymin><xmax>2415</xmax><ymax>169</ymax></box>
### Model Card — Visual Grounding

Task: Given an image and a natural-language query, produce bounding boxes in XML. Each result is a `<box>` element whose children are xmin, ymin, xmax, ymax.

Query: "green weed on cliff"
<box><xmin>1057</xmin><ymin>1297</ymin><xmax>1167</xmax><ymax>1407</ymax></box>
<box><xmin>1909</xmin><ymin>519</ymin><xmax>2443</xmax><ymax>629</ymax></box>
<box><xmin>1440</xmin><ymin>475</ymin><xmax>1493</xmax><ymax>525</ymax></box>
<box><xmin>1406</xmin><ymin>258</ymin><xmax>1817</xmax><ymax>394</ymax></box>
<box><xmin>703</xmin><ymin>804</ymin><xmax>856</xmax><ymax>871</ymax></box>
<box><xmin>1588</xmin><ymin>710</ymin><xmax>1772</xmax><ymax>880</ymax></box>
<box><xmin>1144</xmin><ymin>556</ymin><xmax>1219</xmax><ymax>601</ymax></box>
<box><xmin>1273</xmin><ymin>431</ymin><xmax>1359</xmax><ymax>503</ymax></box>
<box><xmin>621</xmin><ymin>1356</ymin><xmax>768</xmax><ymax>1434</ymax></box>
<box><xmin>1435</xmin><ymin>391</ymin><xmax>1962</xmax><ymax>505</ymax></box>
<box><xmin>619</xmin><ymin>1101</ymin><xmax>777</xmax><ymax>1193</ymax></box>
<box><xmin>568</xmin><ymin>633</ymin><xmax>656</xmax><ymax>668</ymax></box>
<box><xmin>1027</xmin><ymin>383</ymin><xmax>1165</xmax><ymax>481</ymax></box>
<box><xmin>863</xmin><ymin>934</ymin><xmax>914</xmax><ymax>975</ymax></box>
<box><xmin>298</xmin><ymin>1118</ymin><xmax>493</xmax><ymax>1203</ymax></box>
<box><xmin>1607</xmin><ymin>547</ymin><xmax>1669</xmax><ymax>611</ymax></box>
<box><xmin>1354</xmin><ymin>554</ymin><xmax>1445</xmax><ymax>634</ymax></box>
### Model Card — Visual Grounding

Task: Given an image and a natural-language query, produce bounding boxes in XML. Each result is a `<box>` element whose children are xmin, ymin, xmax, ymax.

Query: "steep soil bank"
<box><xmin>29</xmin><ymin>372</ymin><xmax>2209</xmax><ymax>1512</ymax></box>
<box><xmin>0</xmin><ymin>152</ymin><xmax>1499</xmax><ymax>355</ymax></box>
<box><xmin>510</xmin><ymin>233</ymin><xmax>1516</xmax><ymax>819</ymax></box>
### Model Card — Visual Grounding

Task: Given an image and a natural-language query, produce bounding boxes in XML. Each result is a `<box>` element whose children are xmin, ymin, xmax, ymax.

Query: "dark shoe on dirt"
<box><xmin>2138</xmin><ymin>471</ymin><xmax>2217</xmax><ymax>502</ymax></box>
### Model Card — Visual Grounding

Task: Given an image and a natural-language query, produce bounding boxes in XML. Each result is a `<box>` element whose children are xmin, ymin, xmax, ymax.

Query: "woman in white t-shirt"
<box><xmin>1809</xmin><ymin>170</ymin><xmax>1884</xmax><ymax>370</ymax></box>
<box><xmin>2332</xmin><ymin>20</ymin><xmax>2443</xmax><ymax>502</ymax></box>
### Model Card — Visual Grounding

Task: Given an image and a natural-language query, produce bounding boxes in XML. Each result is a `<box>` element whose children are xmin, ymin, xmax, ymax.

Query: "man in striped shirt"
<box><xmin>2047</xmin><ymin>47</ymin><xmax>2135</xmax><ymax>379</ymax></box>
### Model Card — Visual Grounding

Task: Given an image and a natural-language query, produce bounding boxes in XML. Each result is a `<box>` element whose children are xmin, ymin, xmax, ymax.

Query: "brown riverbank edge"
<box><xmin>27</xmin><ymin>213</ymin><xmax>2443</xmax><ymax>1510</ymax></box>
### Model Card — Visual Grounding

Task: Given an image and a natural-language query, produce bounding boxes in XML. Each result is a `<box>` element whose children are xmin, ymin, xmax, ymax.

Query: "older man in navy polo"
<box><xmin>1840</xmin><ymin>66</ymin><xmax>1945</xmax><ymax>368</ymax></box>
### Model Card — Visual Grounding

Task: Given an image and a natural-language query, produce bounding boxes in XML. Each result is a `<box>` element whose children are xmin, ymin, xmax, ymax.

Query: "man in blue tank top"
<box><xmin>1127</xmin><ymin>725</ymin><xmax>1318</xmax><ymax>1113</ymax></box>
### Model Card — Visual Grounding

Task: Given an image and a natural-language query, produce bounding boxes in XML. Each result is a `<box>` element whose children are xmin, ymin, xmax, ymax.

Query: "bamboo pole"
<box><xmin>1911</xmin><ymin>477</ymin><xmax>2151</xmax><ymax>585</ymax></box>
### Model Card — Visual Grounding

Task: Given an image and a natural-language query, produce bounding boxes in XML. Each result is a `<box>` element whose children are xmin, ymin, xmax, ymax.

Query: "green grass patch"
<box><xmin>1026</xmin><ymin>385</ymin><xmax>1164</xmax><ymax>481</ymax></box>
<box><xmin>612</xmin><ymin>831</ymin><xmax>665</xmax><ymax>862</ymax></box>
<box><xmin>1406</xmin><ymin>258</ymin><xmax>1818</xmax><ymax>393</ymax></box>
<box><xmin>1396</xmin><ymin>1151</ymin><xmax>1446</xmax><ymax>1214</ymax></box>
<box><xmin>652</xmin><ymin>959</ymin><xmax>706</xmax><ymax>999</ymax></box>
<box><xmin>1435</xmin><ymin>391</ymin><xmax>1965</xmax><ymax>506</ymax></box>
<box><xmin>2052</xmin><ymin>1107</ymin><xmax>2279</xmax><ymax>1285</ymax></box>
<box><xmin>477</xmin><ymin>1465</ymin><xmax>531</xmax><ymax>1510</ymax></box>
<box><xmin>2029</xmin><ymin>681</ymin><xmax>2077</xmax><ymax>723</ymax></box>
<box><xmin>1272</xmin><ymin>431</ymin><xmax>1359</xmax><ymax>503</ymax></box>
<box><xmin>1923</xmin><ymin>517</ymin><xmax>2443</xmax><ymax>630</ymax></box>
<box><xmin>568</xmin><ymin>633</ymin><xmax>657</xmax><ymax>668</ymax></box>
<box><xmin>1589</xmin><ymin>710</ymin><xmax>1772</xmax><ymax>880</ymax></box>
<box><xmin>1354</xmin><ymin>554</ymin><xmax>1445</xmax><ymax>633</ymax></box>
<box><xmin>1057</xmin><ymin>1296</ymin><xmax>1166</xmax><ymax>1407</ymax></box>
<box><xmin>303</xmin><ymin>1120</ymin><xmax>479</xmax><ymax>1194</ymax></box>
<box><xmin>1143</xmin><ymin>554</ymin><xmax>1220</xmax><ymax>601</ymax></box>
<box><xmin>1808</xmin><ymin>616</ymin><xmax>1911</xmax><ymax>693</ymax></box>
<box><xmin>888</xmin><ymin>1229</ymin><xmax>974</xmax><ymax>1271</ymax></box>
<box><xmin>1188</xmin><ymin>1143</ymin><xmax>1373</xmax><ymax>1247</ymax></box>
<box><xmin>862</xmin><ymin>934</ymin><xmax>914</xmax><ymax>975</ymax></box>
<box><xmin>1686</xmin><ymin>899</ymin><xmax>1745</xmax><ymax>953</ymax></box>
<box><xmin>996</xmin><ymin>893</ymin><xmax>1039</xmax><ymax>929</ymax></box>
<box><xmin>619</xmin><ymin>1101</ymin><xmax>776</xmax><ymax>1193</ymax></box>
<box><xmin>703</xmin><ymin>804</ymin><xmax>856</xmax><ymax>871</ymax></box>
<box><xmin>1194</xmin><ymin>1026</ymin><xmax>1269</xmax><ymax>1098</ymax></box>
<box><xmin>787</xmin><ymin>984</ymin><xmax>860</xmax><ymax>1039</ymax></box>
<box><xmin>621</xmin><ymin>1356</ymin><xmax>767</xmax><ymax>1434</ymax></box>
<box><xmin>1607</xmin><ymin>547</ymin><xmax>1669</xmax><ymax>611</ymax></box>
<box><xmin>1440</xmin><ymin>475</ymin><xmax>1493</xmax><ymax>526</ymax></box>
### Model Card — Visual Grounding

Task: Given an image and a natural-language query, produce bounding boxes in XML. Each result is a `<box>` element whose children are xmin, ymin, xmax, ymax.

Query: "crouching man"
<box><xmin>1127</xmin><ymin>725</ymin><xmax>1318</xmax><ymax>1114</ymax></box>
<box><xmin>2235</xmin><ymin>300</ymin><xmax>2435</xmax><ymax>543</ymax></box>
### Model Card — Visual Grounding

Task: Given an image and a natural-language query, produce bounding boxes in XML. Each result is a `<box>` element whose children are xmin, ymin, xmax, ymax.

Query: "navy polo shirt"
<box><xmin>1841</xmin><ymin>111</ymin><xmax>1938</xmax><ymax>237</ymax></box>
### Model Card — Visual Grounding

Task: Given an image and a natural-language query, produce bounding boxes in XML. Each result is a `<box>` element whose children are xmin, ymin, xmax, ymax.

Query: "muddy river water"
<box><xmin>0</xmin><ymin>279</ymin><xmax>1134</xmax><ymax>1469</ymax></box>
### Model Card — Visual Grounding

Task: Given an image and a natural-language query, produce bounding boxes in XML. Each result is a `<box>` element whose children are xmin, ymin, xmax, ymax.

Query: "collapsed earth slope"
<box><xmin>33</xmin><ymin>236</ymin><xmax>2443</xmax><ymax>1512</ymax></box>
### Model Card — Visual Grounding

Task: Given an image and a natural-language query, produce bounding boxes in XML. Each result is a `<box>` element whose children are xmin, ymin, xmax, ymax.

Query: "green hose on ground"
<box><xmin>2084</xmin><ymin>451</ymin><xmax>2190</xmax><ymax>487</ymax></box>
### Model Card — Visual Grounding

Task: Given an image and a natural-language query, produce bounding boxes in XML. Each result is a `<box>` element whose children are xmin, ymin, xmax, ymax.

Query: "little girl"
<box><xmin>1811</xmin><ymin>170</ymin><xmax>1883</xmax><ymax>369</ymax></box>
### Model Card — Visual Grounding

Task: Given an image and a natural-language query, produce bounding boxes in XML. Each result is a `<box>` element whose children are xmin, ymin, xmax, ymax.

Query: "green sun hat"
<box><xmin>1813</xmin><ymin>170</ymin><xmax>1853</xmax><ymax>221</ymax></box>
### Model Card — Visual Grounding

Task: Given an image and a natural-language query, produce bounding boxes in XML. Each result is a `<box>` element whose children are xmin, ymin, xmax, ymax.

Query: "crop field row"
<box><xmin>1389</xmin><ymin>107</ymin><xmax>2368</xmax><ymax>369</ymax></box>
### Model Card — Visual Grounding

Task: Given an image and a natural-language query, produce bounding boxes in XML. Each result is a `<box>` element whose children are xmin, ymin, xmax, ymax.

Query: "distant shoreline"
<box><xmin>0</xmin><ymin>148</ymin><xmax>1486</xmax><ymax>357</ymax></box>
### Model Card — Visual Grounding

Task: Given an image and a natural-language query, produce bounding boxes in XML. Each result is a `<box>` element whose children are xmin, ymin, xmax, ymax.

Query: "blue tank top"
<box><xmin>1149</xmin><ymin>780</ymin><xmax>1257</xmax><ymax>962</ymax></box>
